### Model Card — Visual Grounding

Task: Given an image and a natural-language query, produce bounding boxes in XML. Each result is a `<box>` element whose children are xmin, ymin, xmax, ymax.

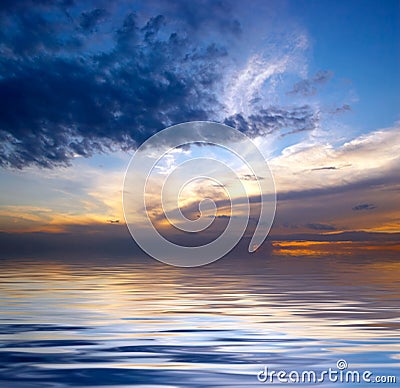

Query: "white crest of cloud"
<box><xmin>223</xmin><ymin>29</ymin><xmax>309</xmax><ymax>118</ymax></box>
<box><xmin>269</xmin><ymin>125</ymin><xmax>400</xmax><ymax>193</ymax></box>
<box><xmin>224</xmin><ymin>54</ymin><xmax>289</xmax><ymax>116</ymax></box>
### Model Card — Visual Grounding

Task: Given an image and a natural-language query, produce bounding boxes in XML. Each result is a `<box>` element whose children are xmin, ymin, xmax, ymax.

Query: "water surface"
<box><xmin>0</xmin><ymin>254</ymin><xmax>399</xmax><ymax>387</ymax></box>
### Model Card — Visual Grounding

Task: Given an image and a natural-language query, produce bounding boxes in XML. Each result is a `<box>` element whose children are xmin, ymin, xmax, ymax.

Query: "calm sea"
<box><xmin>0</xmin><ymin>254</ymin><xmax>399</xmax><ymax>387</ymax></box>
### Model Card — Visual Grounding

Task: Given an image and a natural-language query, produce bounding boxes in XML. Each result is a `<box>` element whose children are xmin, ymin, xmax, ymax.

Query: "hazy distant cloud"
<box><xmin>1</xmin><ymin>226</ymin><xmax>398</xmax><ymax>260</ymax></box>
<box><xmin>287</xmin><ymin>70</ymin><xmax>333</xmax><ymax>96</ymax></box>
<box><xmin>282</xmin><ymin>223</ymin><xmax>299</xmax><ymax>229</ymax></box>
<box><xmin>306</xmin><ymin>223</ymin><xmax>336</xmax><ymax>231</ymax></box>
<box><xmin>275</xmin><ymin>172</ymin><xmax>400</xmax><ymax>203</ymax></box>
<box><xmin>332</xmin><ymin>104</ymin><xmax>351</xmax><ymax>114</ymax></box>
<box><xmin>313</xmin><ymin>70</ymin><xmax>333</xmax><ymax>84</ymax></box>
<box><xmin>281</xmin><ymin>222</ymin><xmax>337</xmax><ymax>231</ymax></box>
<box><xmin>352</xmin><ymin>203</ymin><xmax>376</xmax><ymax>211</ymax></box>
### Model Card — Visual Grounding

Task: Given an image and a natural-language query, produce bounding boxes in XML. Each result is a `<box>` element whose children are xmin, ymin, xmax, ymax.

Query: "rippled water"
<box><xmin>0</xmin><ymin>254</ymin><xmax>399</xmax><ymax>387</ymax></box>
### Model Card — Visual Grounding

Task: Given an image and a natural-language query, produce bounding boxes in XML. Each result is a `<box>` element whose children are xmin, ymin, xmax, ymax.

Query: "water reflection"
<box><xmin>0</xmin><ymin>255</ymin><xmax>399</xmax><ymax>386</ymax></box>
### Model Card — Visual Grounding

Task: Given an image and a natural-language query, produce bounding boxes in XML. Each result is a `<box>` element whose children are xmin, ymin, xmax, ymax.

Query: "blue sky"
<box><xmin>0</xmin><ymin>0</ymin><xmax>399</xmax><ymax>257</ymax></box>
<box><xmin>293</xmin><ymin>0</ymin><xmax>399</xmax><ymax>132</ymax></box>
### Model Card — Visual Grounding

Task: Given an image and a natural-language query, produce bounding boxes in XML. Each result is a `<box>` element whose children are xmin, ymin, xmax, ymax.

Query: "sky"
<box><xmin>0</xmin><ymin>0</ymin><xmax>399</xmax><ymax>259</ymax></box>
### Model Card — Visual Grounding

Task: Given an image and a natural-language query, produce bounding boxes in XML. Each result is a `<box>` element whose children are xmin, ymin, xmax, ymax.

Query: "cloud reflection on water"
<box><xmin>0</xmin><ymin>254</ymin><xmax>399</xmax><ymax>386</ymax></box>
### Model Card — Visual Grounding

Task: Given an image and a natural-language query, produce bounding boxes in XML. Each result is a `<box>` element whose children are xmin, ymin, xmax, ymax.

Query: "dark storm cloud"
<box><xmin>0</xmin><ymin>1</ymin><xmax>318</xmax><ymax>168</ymax></box>
<box><xmin>0</xmin><ymin>0</ymin><xmax>64</xmax><ymax>13</ymax></box>
<box><xmin>0</xmin><ymin>2</ymin><xmax>227</xmax><ymax>168</ymax></box>
<box><xmin>287</xmin><ymin>70</ymin><xmax>333</xmax><ymax>97</ymax></box>
<box><xmin>352</xmin><ymin>203</ymin><xmax>376</xmax><ymax>211</ymax></box>
<box><xmin>79</xmin><ymin>8</ymin><xmax>108</xmax><ymax>31</ymax></box>
<box><xmin>155</xmin><ymin>0</ymin><xmax>242</xmax><ymax>36</ymax></box>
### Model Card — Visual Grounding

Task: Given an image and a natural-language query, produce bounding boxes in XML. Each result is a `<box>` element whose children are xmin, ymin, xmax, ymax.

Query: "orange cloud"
<box><xmin>272</xmin><ymin>240</ymin><xmax>400</xmax><ymax>257</ymax></box>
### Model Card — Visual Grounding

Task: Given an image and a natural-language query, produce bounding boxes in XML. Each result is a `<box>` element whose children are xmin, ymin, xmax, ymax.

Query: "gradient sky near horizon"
<box><xmin>0</xmin><ymin>0</ymin><xmax>399</xmax><ymax>256</ymax></box>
